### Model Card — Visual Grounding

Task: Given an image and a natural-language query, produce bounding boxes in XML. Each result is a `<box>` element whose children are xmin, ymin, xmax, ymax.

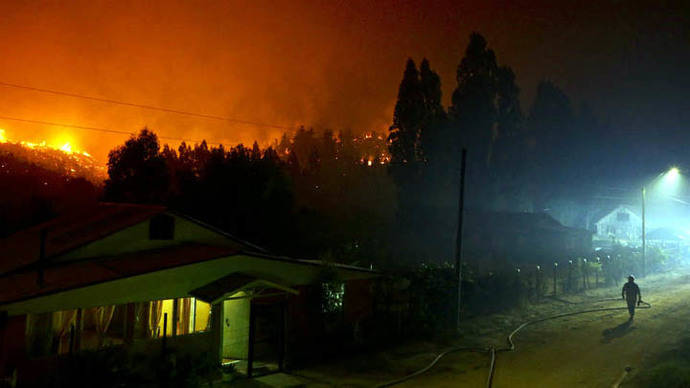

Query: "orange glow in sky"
<box><xmin>0</xmin><ymin>1</ymin><xmax>680</xmax><ymax>164</ymax></box>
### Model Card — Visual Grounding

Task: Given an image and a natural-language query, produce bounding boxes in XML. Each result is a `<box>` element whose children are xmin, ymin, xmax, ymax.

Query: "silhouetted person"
<box><xmin>622</xmin><ymin>275</ymin><xmax>641</xmax><ymax>320</ymax></box>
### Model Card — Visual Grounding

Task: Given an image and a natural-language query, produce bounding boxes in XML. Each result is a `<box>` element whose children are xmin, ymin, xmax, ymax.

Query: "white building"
<box><xmin>594</xmin><ymin>205</ymin><xmax>642</xmax><ymax>243</ymax></box>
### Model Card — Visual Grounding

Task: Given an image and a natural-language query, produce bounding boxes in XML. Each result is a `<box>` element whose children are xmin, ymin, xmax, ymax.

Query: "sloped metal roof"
<box><xmin>190</xmin><ymin>272</ymin><xmax>298</xmax><ymax>304</ymax></box>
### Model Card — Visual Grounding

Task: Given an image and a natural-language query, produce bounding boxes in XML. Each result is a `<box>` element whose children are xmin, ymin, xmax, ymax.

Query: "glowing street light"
<box><xmin>642</xmin><ymin>166</ymin><xmax>683</xmax><ymax>277</ymax></box>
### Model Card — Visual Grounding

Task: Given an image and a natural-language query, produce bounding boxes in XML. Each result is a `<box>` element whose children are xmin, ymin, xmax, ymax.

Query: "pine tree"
<box><xmin>418</xmin><ymin>58</ymin><xmax>446</xmax><ymax>163</ymax></box>
<box><xmin>450</xmin><ymin>33</ymin><xmax>499</xmax><ymax>164</ymax></box>
<box><xmin>445</xmin><ymin>33</ymin><xmax>524</xmax><ymax>210</ymax></box>
<box><xmin>389</xmin><ymin>58</ymin><xmax>424</xmax><ymax>165</ymax></box>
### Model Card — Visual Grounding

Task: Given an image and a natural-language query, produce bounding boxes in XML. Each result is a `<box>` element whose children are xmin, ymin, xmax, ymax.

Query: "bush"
<box><xmin>403</xmin><ymin>263</ymin><xmax>530</xmax><ymax>335</ymax></box>
<box><xmin>27</xmin><ymin>346</ymin><xmax>219</xmax><ymax>388</ymax></box>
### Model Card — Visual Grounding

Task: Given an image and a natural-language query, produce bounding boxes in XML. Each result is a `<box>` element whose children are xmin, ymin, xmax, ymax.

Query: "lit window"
<box><xmin>152</xmin><ymin>298</ymin><xmax>211</xmax><ymax>337</ymax></box>
<box><xmin>321</xmin><ymin>282</ymin><xmax>345</xmax><ymax>314</ymax></box>
<box><xmin>193</xmin><ymin>298</ymin><xmax>211</xmax><ymax>333</ymax></box>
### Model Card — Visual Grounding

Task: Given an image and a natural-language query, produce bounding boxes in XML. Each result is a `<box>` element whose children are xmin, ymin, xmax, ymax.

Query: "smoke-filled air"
<box><xmin>2</xmin><ymin>1</ymin><xmax>690</xmax><ymax>387</ymax></box>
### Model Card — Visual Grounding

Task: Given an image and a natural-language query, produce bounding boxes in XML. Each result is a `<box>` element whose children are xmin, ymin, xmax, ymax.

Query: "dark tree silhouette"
<box><xmin>104</xmin><ymin>128</ymin><xmax>169</xmax><ymax>203</ymax></box>
<box><xmin>389</xmin><ymin>58</ymin><xmax>424</xmax><ymax>165</ymax></box>
<box><xmin>450</xmin><ymin>33</ymin><xmax>498</xmax><ymax>167</ymax></box>
<box><xmin>419</xmin><ymin>58</ymin><xmax>447</xmax><ymax>163</ymax></box>
<box><xmin>446</xmin><ymin>33</ymin><xmax>524</xmax><ymax>209</ymax></box>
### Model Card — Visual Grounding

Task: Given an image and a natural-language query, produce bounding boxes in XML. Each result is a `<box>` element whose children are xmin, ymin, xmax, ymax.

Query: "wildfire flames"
<box><xmin>0</xmin><ymin>129</ymin><xmax>105</xmax><ymax>183</ymax></box>
<box><xmin>0</xmin><ymin>129</ymin><xmax>92</xmax><ymax>157</ymax></box>
<box><xmin>0</xmin><ymin>127</ymin><xmax>390</xmax><ymax>186</ymax></box>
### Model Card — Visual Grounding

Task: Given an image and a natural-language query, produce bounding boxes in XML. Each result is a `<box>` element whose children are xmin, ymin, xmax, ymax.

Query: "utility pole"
<box><xmin>642</xmin><ymin>186</ymin><xmax>646</xmax><ymax>277</ymax></box>
<box><xmin>455</xmin><ymin>149</ymin><xmax>467</xmax><ymax>330</ymax></box>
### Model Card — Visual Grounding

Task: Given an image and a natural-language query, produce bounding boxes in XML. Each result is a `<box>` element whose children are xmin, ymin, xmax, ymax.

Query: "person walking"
<box><xmin>622</xmin><ymin>275</ymin><xmax>642</xmax><ymax>320</ymax></box>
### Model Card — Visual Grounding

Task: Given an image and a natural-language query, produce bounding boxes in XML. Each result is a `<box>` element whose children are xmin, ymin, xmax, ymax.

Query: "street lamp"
<box><xmin>642</xmin><ymin>166</ymin><xmax>682</xmax><ymax>277</ymax></box>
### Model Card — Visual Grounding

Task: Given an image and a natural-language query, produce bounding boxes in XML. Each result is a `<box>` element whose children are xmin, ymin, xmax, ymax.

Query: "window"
<box><xmin>617</xmin><ymin>212</ymin><xmax>630</xmax><ymax>222</ymax></box>
<box><xmin>149</xmin><ymin>214</ymin><xmax>175</xmax><ymax>240</ymax></box>
<box><xmin>149</xmin><ymin>298</ymin><xmax>211</xmax><ymax>338</ymax></box>
<box><xmin>321</xmin><ymin>282</ymin><xmax>345</xmax><ymax>314</ymax></box>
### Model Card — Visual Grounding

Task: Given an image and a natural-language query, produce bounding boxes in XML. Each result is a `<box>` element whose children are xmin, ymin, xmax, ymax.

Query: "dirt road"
<box><xmin>395</xmin><ymin>272</ymin><xmax>690</xmax><ymax>387</ymax></box>
<box><xmin>296</xmin><ymin>271</ymin><xmax>690</xmax><ymax>387</ymax></box>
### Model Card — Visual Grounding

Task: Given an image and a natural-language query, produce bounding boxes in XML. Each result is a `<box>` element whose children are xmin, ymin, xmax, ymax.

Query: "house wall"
<box><xmin>56</xmin><ymin>215</ymin><xmax>244</xmax><ymax>262</ymax></box>
<box><xmin>595</xmin><ymin>207</ymin><xmax>641</xmax><ymax>242</ymax></box>
<box><xmin>222</xmin><ymin>293</ymin><xmax>250</xmax><ymax>360</ymax></box>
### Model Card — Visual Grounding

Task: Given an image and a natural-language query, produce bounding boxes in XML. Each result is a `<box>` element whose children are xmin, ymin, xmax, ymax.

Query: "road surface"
<box><xmin>292</xmin><ymin>271</ymin><xmax>690</xmax><ymax>388</ymax></box>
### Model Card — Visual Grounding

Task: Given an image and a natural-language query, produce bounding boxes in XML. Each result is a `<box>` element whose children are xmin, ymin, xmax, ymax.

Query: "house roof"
<box><xmin>593</xmin><ymin>204</ymin><xmax>641</xmax><ymax>225</ymax></box>
<box><xmin>0</xmin><ymin>243</ymin><xmax>379</xmax><ymax>309</ymax></box>
<box><xmin>0</xmin><ymin>202</ymin><xmax>272</xmax><ymax>276</ymax></box>
<box><xmin>0</xmin><ymin>202</ymin><xmax>166</xmax><ymax>274</ymax></box>
<box><xmin>647</xmin><ymin>227</ymin><xmax>687</xmax><ymax>241</ymax></box>
<box><xmin>190</xmin><ymin>272</ymin><xmax>298</xmax><ymax>304</ymax></box>
<box><xmin>0</xmin><ymin>202</ymin><xmax>380</xmax><ymax>314</ymax></box>
<box><xmin>465</xmin><ymin>211</ymin><xmax>590</xmax><ymax>234</ymax></box>
<box><xmin>0</xmin><ymin>243</ymin><xmax>239</xmax><ymax>305</ymax></box>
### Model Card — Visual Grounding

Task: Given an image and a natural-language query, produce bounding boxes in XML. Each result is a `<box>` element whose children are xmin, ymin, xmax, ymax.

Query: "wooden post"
<box><xmin>455</xmin><ymin>148</ymin><xmax>467</xmax><ymax>330</ymax></box>
<box><xmin>211</xmin><ymin>302</ymin><xmax>223</xmax><ymax>366</ymax></box>
<box><xmin>74</xmin><ymin>308</ymin><xmax>83</xmax><ymax>352</ymax></box>
<box><xmin>536</xmin><ymin>265</ymin><xmax>542</xmax><ymax>300</ymax></box>
<box><xmin>68</xmin><ymin>324</ymin><xmax>75</xmax><ymax>356</ymax></box>
<box><xmin>247</xmin><ymin>304</ymin><xmax>256</xmax><ymax>378</ymax></box>
<box><xmin>172</xmin><ymin>299</ymin><xmax>179</xmax><ymax>337</ymax></box>
<box><xmin>642</xmin><ymin>187</ymin><xmax>646</xmax><ymax>277</ymax></box>
<box><xmin>279</xmin><ymin>301</ymin><xmax>287</xmax><ymax>372</ymax></box>
<box><xmin>553</xmin><ymin>262</ymin><xmax>558</xmax><ymax>296</ymax></box>
<box><xmin>124</xmin><ymin>303</ymin><xmax>135</xmax><ymax>345</ymax></box>
<box><xmin>162</xmin><ymin>313</ymin><xmax>167</xmax><ymax>353</ymax></box>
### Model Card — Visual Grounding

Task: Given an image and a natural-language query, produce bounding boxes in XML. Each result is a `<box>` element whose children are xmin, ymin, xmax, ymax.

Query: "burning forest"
<box><xmin>2</xmin><ymin>1</ymin><xmax>690</xmax><ymax>387</ymax></box>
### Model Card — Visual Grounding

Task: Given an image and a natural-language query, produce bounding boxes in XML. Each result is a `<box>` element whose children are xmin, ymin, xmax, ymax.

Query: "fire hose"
<box><xmin>375</xmin><ymin>299</ymin><xmax>652</xmax><ymax>388</ymax></box>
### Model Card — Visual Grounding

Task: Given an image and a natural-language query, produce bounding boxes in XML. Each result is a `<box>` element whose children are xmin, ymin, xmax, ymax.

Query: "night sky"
<box><xmin>0</xmin><ymin>0</ymin><xmax>688</xmax><ymax>166</ymax></box>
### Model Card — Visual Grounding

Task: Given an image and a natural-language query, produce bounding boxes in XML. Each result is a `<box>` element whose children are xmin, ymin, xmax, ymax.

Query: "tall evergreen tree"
<box><xmin>450</xmin><ymin>33</ymin><xmax>499</xmax><ymax>167</ymax></box>
<box><xmin>419</xmin><ymin>58</ymin><xmax>446</xmax><ymax>163</ymax></box>
<box><xmin>389</xmin><ymin>58</ymin><xmax>424</xmax><ymax>165</ymax></box>
<box><xmin>444</xmin><ymin>33</ymin><xmax>524</xmax><ymax>210</ymax></box>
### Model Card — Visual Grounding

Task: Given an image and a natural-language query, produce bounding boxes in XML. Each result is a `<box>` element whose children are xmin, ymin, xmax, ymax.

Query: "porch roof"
<box><xmin>190</xmin><ymin>272</ymin><xmax>298</xmax><ymax>304</ymax></box>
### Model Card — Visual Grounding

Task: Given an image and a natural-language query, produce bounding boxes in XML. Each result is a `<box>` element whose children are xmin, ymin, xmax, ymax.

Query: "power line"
<box><xmin>0</xmin><ymin>114</ymin><xmax>235</xmax><ymax>147</ymax></box>
<box><xmin>0</xmin><ymin>81</ymin><xmax>293</xmax><ymax>130</ymax></box>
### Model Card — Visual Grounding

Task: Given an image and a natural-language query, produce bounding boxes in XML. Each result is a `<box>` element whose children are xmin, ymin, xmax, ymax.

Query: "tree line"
<box><xmin>386</xmin><ymin>33</ymin><xmax>614</xmax><ymax>261</ymax></box>
<box><xmin>104</xmin><ymin>127</ymin><xmax>396</xmax><ymax>265</ymax></box>
<box><xmin>4</xmin><ymin>32</ymin><xmax>616</xmax><ymax>267</ymax></box>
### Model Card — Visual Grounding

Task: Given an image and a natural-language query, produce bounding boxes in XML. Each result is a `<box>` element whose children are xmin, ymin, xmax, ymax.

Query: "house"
<box><xmin>0</xmin><ymin>203</ymin><xmax>378</xmax><ymax>384</ymax></box>
<box><xmin>593</xmin><ymin>205</ymin><xmax>642</xmax><ymax>244</ymax></box>
<box><xmin>463</xmin><ymin>212</ymin><xmax>593</xmax><ymax>267</ymax></box>
<box><xmin>646</xmin><ymin>227</ymin><xmax>689</xmax><ymax>257</ymax></box>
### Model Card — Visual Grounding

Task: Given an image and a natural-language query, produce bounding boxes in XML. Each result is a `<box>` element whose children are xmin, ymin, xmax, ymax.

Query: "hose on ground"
<box><xmin>375</xmin><ymin>299</ymin><xmax>652</xmax><ymax>388</ymax></box>
<box><xmin>502</xmin><ymin>301</ymin><xmax>651</xmax><ymax>352</ymax></box>
<box><xmin>486</xmin><ymin>347</ymin><xmax>496</xmax><ymax>388</ymax></box>
<box><xmin>375</xmin><ymin>346</ymin><xmax>487</xmax><ymax>388</ymax></box>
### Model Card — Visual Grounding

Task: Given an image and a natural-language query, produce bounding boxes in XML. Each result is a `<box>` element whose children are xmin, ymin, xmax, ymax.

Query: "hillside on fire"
<box><xmin>2</xmin><ymin>2</ymin><xmax>690</xmax><ymax>386</ymax></box>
